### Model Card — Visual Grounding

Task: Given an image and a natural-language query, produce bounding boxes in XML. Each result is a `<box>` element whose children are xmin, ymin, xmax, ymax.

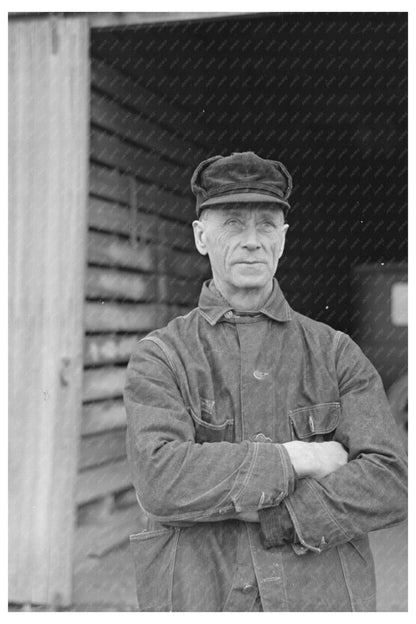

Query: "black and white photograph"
<box><xmin>8</xmin><ymin>7</ymin><xmax>408</xmax><ymax>613</ymax></box>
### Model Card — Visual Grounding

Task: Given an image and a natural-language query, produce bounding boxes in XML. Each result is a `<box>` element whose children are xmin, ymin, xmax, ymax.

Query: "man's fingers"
<box><xmin>282</xmin><ymin>440</ymin><xmax>348</xmax><ymax>479</ymax></box>
<box><xmin>312</xmin><ymin>441</ymin><xmax>349</xmax><ymax>478</ymax></box>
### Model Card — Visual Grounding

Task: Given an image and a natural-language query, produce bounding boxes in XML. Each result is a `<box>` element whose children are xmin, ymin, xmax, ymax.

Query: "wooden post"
<box><xmin>9</xmin><ymin>16</ymin><xmax>89</xmax><ymax>607</ymax></box>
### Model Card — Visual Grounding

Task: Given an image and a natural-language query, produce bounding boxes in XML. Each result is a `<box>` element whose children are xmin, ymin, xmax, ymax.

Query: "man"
<box><xmin>124</xmin><ymin>152</ymin><xmax>407</xmax><ymax>612</ymax></box>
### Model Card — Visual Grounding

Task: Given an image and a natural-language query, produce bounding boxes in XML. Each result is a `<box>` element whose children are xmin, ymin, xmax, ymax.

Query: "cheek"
<box><xmin>273</xmin><ymin>233</ymin><xmax>285</xmax><ymax>254</ymax></box>
<box><xmin>205</xmin><ymin>235</ymin><xmax>229</xmax><ymax>272</ymax></box>
<box><xmin>263</xmin><ymin>237</ymin><xmax>280</xmax><ymax>257</ymax></box>
<box><xmin>208</xmin><ymin>233</ymin><xmax>235</xmax><ymax>261</ymax></box>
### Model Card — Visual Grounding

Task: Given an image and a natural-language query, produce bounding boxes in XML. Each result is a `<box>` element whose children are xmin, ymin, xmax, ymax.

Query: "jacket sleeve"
<box><xmin>124</xmin><ymin>337</ymin><xmax>295</xmax><ymax>524</ymax></box>
<box><xmin>259</xmin><ymin>332</ymin><xmax>407</xmax><ymax>552</ymax></box>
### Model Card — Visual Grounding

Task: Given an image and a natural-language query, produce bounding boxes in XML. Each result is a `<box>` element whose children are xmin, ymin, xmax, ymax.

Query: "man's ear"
<box><xmin>192</xmin><ymin>220</ymin><xmax>209</xmax><ymax>256</ymax></box>
<box><xmin>278</xmin><ymin>223</ymin><xmax>289</xmax><ymax>259</ymax></box>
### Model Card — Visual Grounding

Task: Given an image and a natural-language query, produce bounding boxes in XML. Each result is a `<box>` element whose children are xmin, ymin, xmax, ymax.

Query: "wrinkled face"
<box><xmin>193</xmin><ymin>204</ymin><xmax>289</xmax><ymax>299</ymax></box>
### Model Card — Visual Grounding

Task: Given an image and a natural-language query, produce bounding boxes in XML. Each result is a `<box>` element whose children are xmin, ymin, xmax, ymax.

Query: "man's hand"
<box><xmin>229</xmin><ymin>442</ymin><xmax>347</xmax><ymax>524</ymax></box>
<box><xmin>282</xmin><ymin>441</ymin><xmax>348</xmax><ymax>479</ymax></box>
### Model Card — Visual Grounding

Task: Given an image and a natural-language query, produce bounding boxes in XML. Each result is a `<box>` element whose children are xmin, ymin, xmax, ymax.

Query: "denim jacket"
<box><xmin>124</xmin><ymin>279</ymin><xmax>407</xmax><ymax>612</ymax></box>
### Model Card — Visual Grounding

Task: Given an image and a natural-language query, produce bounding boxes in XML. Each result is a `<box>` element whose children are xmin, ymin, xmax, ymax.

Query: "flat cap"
<box><xmin>191</xmin><ymin>151</ymin><xmax>292</xmax><ymax>217</ymax></box>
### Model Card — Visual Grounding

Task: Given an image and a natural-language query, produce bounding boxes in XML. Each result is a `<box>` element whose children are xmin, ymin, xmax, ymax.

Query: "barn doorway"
<box><xmin>74</xmin><ymin>13</ymin><xmax>407</xmax><ymax>610</ymax></box>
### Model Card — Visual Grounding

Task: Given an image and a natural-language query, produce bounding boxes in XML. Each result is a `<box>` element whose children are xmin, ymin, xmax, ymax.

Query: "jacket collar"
<box><xmin>198</xmin><ymin>278</ymin><xmax>293</xmax><ymax>326</ymax></box>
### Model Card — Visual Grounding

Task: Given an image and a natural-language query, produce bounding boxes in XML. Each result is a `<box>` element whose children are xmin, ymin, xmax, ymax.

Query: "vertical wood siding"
<box><xmin>9</xmin><ymin>17</ymin><xmax>89</xmax><ymax>606</ymax></box>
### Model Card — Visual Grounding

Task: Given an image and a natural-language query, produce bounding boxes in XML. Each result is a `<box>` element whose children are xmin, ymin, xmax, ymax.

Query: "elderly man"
<box><xmin>124</xmin><ymin>152</ymin><xmax>407</xmax><ymax>612</ymax></box>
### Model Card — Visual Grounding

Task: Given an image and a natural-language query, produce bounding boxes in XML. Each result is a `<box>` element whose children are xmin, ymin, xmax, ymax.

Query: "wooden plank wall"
<box><xmin>9</xmin><ymin>17</ymin><xmax>89</xmax><ymax>607</ymax></box>
<box><xmin>74</xmin><ymin>57</ymin><xmax>210</xmax><ymax>582</ymax></box>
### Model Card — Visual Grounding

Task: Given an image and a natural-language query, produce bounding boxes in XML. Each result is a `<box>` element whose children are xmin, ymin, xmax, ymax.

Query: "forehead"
<box><xmin>207</xmin><ymin>203</ymin><xmax>283</xmax><ymax>220</ymax></box>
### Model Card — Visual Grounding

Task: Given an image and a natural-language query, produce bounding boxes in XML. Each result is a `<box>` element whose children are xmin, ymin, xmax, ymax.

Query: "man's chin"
<box><xmin>231</xmin><ymin>273</ymin><xmax>270</xmax><ymax>290</ymax></box>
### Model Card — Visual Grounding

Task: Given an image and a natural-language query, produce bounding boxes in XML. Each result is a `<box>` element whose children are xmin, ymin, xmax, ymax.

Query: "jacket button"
<box><xmin>292</xmin><ymin>544</ymin><xmax>308</xmax><ymax>555</ymax></box>
<box><xmin>242</xmin><ymin>584</ymin><xmax>256</xmax><ymax>594</ymax></box>
<box><xmin>253</xmin><ymin>370</ymin><xmax>269</xmax><ymax>380</ymax></box>
<box><xmin>224</xmin><ymin>311</ymin><xmax>233</xmax><ymax>319</ymax></box>
<box><xmin>254</xmin><ymin>433</ymin><xmax>272</xmax><ymax>442</ymax></box>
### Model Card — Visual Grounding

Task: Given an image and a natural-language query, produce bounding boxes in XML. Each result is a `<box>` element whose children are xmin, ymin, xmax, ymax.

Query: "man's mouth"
<box><xmin>236</xmin><ymin>261</ymin><xmax>265</xmax><ymax>265</ymax></box>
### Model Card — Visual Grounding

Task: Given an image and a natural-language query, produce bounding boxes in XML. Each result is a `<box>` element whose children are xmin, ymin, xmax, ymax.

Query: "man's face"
<box><xmin>192</xmin><ymin>204</ymin><xmax>289</xmax><ymax>299</ymax></box>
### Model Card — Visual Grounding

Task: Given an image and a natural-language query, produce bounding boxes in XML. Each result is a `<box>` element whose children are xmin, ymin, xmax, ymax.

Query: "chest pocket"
<box><xmin>189</xmin><ymin>397</ymin><xmax>234</xmax><ymax>443</ymax></box>
<box><xmin>289</xmin><ymin>402</ymin><xmax>340</xmax><ymax>442</ymax></box>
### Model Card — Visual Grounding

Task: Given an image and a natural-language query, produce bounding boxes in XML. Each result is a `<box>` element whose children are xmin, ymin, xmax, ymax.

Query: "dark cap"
<box><xmin>191</xmin><ymin>151</ymin><xmax>292</xmax><ymax>217</ymax></box>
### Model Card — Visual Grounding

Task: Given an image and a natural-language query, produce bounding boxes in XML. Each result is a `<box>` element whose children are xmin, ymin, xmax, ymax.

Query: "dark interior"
<box><xmin>91</xmin><ymin>12</ymin><xmax>407</xmax><ymax>333</ymax></box>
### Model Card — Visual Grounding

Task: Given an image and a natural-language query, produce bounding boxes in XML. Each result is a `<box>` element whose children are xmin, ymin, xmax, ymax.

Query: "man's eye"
<box><xmin>225</xmin><ymin>218</ymin><xmax>240</xmax><ymax>226</ymax></box>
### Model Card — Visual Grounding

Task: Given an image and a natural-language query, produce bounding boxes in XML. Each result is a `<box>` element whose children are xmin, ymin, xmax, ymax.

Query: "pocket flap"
<box><xmin>290</xmin><ymin>403</ymin><xmax>340</xmax><ymax>439</ymax></box>
<box><xmin>189</xmin><ymin>397</ymin><xmax>233</xmax><ymax>430</ymax></box>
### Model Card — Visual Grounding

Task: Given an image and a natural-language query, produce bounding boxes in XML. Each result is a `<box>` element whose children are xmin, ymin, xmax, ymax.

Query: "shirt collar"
<box><xmin>198</xmin><ymin>278</ymin><xmax>293</xmax><ymax>326</ymax></box>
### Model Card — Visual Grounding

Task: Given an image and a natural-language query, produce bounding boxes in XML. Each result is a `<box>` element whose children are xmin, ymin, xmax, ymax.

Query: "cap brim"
<box><xmin>200</xmin><ymin>192</ymin><xmax>289</xmax><ymax>208</ymax></box>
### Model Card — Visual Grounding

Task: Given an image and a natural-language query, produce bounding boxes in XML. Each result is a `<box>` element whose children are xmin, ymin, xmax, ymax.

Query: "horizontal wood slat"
<box><xmin>162</xmin><ymin>247</ymin><xmax>211</xmax><ymax>278</ymax></box>
<box><xmin>82</xmin><ymin>400</ymin><xmax>127</xmax><ymax>435</ymax></box>
<box><xmin>158</xmin><ymin>275</ymin><xmax>201</xmax><ymax>305</ymax></box>
<box><xmin>87</xmin><ymin>231</ymin><xmax>155</xmax><ymax>272</ymax></box>
<box><xmin>89</xmin><ymin>163</ymin><xmax>128</xmax><ymax>203</ymax></box>
<box><xmin>75</xmin><ymin>506</ymin><xmax>144</xmax><ymax>559</ymax></box>
<box><xmin>76</xmin><ymin>458</ymin><xmax>132</xmax><ymax>505</ymax></box>
<box><xmin>88</xmin><ymin>274</ymin><xmax>200</xmax><ymax>306</ymax></box>
<box><xmin>159</xmin><ymin>221</ymin><xmax>194</xmax><ymax>251</ymax></box>
<box><xmin>84</xmin><ymin>335</ymin><xmax>140</xmax><ymax>367</ymax></box>
<box><xmin>86</xmin><ymin>267</ymin><xmax>157</xmax><ymax>301</ymax></box>
<box><xmin>89</xmin><ymin>197</ymin><xmax>194</xmax><ymax>250</ymax></box>
<box><xmin>83</xmin><ymin>366</ymin><xmax>126</xmax><ymax>402</ymax></box>
<box><xmin>85</xmin><ymin>302</ymin><xmax>164</xmax><ymax>332</ymax></box>
<box><xmin>89</xmin><ymin>197</ymin><xmax>154</xmax><ymax>240</ymax></box>
<box><xmin>91</xmin><ymin>90</ymin><xmax>197</xmax><ymax>168</ymax></box>
<box><xmin>76</xmin><ymin>55</ymin><xmax>211</xmax><ymax>531</ymax></box>
<box><xmin>91</xmin><ymin>58</ymin><xmax>208</xmax><ymax>151</ymax></box>
<box><xmin>90</xmin><ymin>127</ymin><xmax>189</xmax><ymax>194</ymax></box>
<box><xmin>77</xmin><ymin>495</ymin><xmax>117</xmax><ymax>527</ymax></box>
<box><xmin>79</xmin><ymin>429</ymin><xmax>127</xmax><ymax>470</ymax></box>
<box><xmin>88</xmin><ymin>228</ymin><xmax>209</xmax><ymax>279</ymax></box>
<box><xmin>89</xmin><ymin>163</ymin><xmax>194</xmax><ymax>223</ymax></box>
<box><xmin>115</xmin><ymin>488</ymin><xmax>137</xmax><ymax>508</ymax></box>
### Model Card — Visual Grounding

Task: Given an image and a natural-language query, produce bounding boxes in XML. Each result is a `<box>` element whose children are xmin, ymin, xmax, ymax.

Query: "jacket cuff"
<box><xmin>230</xmin><ymin>442</ymin><xmax>296</xmax><ymax>513</ymax></box>
<box><xmin>258</xmin><ymin>500</ymin><xmax>297</xmax><ymax>548</ymax></box>
<box><xmin>284</xmin><ymin>478</ymin><xmax>351</xmax><ymax>554</ymax></box>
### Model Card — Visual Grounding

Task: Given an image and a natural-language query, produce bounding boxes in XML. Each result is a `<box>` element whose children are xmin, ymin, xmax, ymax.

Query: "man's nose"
<box><xmin>241</xmin><ymin>224</ymin><xmax>261</xmax><ymax>249</ymax></box>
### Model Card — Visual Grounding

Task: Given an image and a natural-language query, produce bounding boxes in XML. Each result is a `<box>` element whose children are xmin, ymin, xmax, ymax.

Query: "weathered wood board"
<box><xmin>9</xmin><ymin>16</ymin><xmax>89</xmax><ymax>607</ymax></box>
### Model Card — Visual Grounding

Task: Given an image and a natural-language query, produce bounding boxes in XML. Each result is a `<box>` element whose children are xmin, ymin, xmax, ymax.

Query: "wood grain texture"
<box><xmin>85</xmin><ymin>302</ymin><xmax>164</xmax><ymax>332</ymax></box>
<box><xmin>84</xmin><ymin>335</ymin><xmax>140</xmax><ymax>367</ymax></box>
<box><xmin>88</xmin><ymin>196</ymin><xmax>194</xmax><ymax>250</ymax></box>
<box><xmin>82</xmin><ymin>400</ymin><xmax>127</xmax><ymax>435</ymax></box>
<box><xmin>90</xmin><ymin>163</ymin><xmax>194</xmax><ymax>223</ymax></box>
<box><xmin>74</xmin><ymin>52</ymin><xmax>211</xmax><ymax>603</ymax></box>
<box><xmin>87</xmin><ymin>230</ymin><xmax>155</xmax><ymax>272</ymax></box>
<box><xmin>87</xmin><ymin>228</ymin><xmax>209</xmax><ymax>279</ymax></box>
<box><xmin>158</xmin><ymin>274</ymin><xmax>202</xmax><ymax>305</ymax></box>
<box><xmin>162</xmin><ymin>247</ymin><xmax>211</xmax><ymax>278</ymax></box>
<box><xmin>83</xmin><ymin>367</ymin><xmax>126</xmax><ymax>402</ymax></box>
<box><xmin>8</xmin><ymin>17</ymin><xmax>89</xmax><ymax>606</ymax></box>
<box><xmin>74</xmin><ymin>506</ymin><xmax>142</xmax><ymax>559</ymax></box>
<box><xmin>76</xmin><ymin>459</ymin><xmax>132</xmax><ymax>505</ymax></box>
<box><xmin>90</xmin><ymin>127</ymin><xmax>189</xmax><ymax>194</ymax></box>
<box><xmin>86</xmin><ymin>267</ymin><xmax>157</xmax><ymax>301</ymax></box>
<box><xmin>91</xmin><ymin>89</ymin><xmax>198</xmax><ymax>168</ymax></box>
<box><xmin>79</xmin><ymin>429</ymin><xmax>127</xmax><ymax>470</ymax></box>
<box><xmin>88</xmin><ymin>197</ymin><xmax>155</xmax><ymax>239</ymax></box>
<box><xmin>90</xmin><ymin>57</ymin><xmax>208</xmax><ymax>150</ymax></box>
